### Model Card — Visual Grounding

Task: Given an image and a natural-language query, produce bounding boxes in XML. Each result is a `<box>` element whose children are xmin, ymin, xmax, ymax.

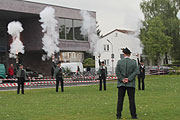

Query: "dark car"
<box><xmin>0</xmin><ymin>64</ymin><xmax>6</xmax><ymax>79</ymax></box>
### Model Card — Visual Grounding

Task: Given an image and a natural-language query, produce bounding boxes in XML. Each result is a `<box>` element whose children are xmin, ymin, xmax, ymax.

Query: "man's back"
<box><xmin>116</xmin><ymin>58</ymin><xmax>138</xmax><ymax>88</ymax></box>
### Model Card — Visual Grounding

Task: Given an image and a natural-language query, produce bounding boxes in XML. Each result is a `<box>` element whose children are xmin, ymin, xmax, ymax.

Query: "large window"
<box><xmin>65</xmin><ymin>19</ymin><xmax>73</xmax><ymax>40</ymax></box>
<box><xmin>59</xmin><ymin>19</ymin><xmax>65</xmax><ymax>39</ymax></box>
<box><xmin>74</xmin><ymin>20</ymin><xmax>85</xmax><ymax>41</ymax></box>
<box><xmin>58</xmin><ymin>18</ymin><xmax>88</xmax><ymax>41</ymax></box>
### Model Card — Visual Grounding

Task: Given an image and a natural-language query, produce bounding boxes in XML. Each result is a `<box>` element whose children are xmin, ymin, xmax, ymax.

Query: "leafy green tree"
<box><xmin>83</xmin><ymin>58</ymin><xmax>95</xmax><ymax>67</ymax></box>
<box><xmin>140</xmin><ymin>0</ymin><xmax>180</xmax><ymax>62</ymax></box>
<box><xmin>140</xmin><ymin>17</ymin><xmax>172</xmax><ymax>64</ymax></box>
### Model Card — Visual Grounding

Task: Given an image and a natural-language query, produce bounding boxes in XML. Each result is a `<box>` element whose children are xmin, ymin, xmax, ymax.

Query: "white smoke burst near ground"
<box><xmin>7</xmin><ymin>21</ymin><xmax>24</xmax><ymax>58</ymax></box>
<box><xmin>80</xmin><ymin>10</ymin><xmax>101</xmax><ymax>56</ymax></box>
<box><xmin>39</xmin><ymin>6</ymin><xmax>59</xmax><ymax>59</ymax></box>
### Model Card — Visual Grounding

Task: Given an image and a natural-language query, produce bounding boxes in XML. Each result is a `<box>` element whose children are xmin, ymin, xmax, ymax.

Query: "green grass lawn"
<box><xmin>0</xmin><ymin>75</ymin><xmax>180</xmax><ymax>120</ymax></box>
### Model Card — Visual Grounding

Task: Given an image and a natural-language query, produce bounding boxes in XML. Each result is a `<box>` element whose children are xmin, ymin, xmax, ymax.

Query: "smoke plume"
<box><xmin>39</xmin><ymin>6</ymin><xmax>60</xmax><ymax>59</ymax></box>
<box><xmin>128</xmin><ymin>20</ymin><xmax>143</xmax><ymax>55</ymax></box>
<box><xmin>7</xmin><ymin>21</ymin><xmax>24</xmax><ymax>58</ymax></box>
<box><xmin>80</xmin><ymin>10</ymin><xmax>100</xmax><ymax>56</ymax></box>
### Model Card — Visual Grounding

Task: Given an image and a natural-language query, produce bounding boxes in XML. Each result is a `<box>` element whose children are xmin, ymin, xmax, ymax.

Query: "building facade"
<box><xmin>95</xmin><ymin>29</ymin><xmax>143</xmax><ymax>74</ymax></box>
<box><xmin>0</xmin><ymin>0</ymin><xmax>96</xmax><ymax>75</ymax></box>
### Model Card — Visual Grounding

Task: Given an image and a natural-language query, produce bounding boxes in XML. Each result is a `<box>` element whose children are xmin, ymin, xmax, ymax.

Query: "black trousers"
<box><xmin>99</xmin><ymin>76</ymin><xmax>106</xmax><ymax>91</ymax></box>
<box><xmin>17</xmin><ymin>78</ymin><xmax>25</xmax><ymax>94</ymax></box>
<box><xmin>56</xmin><ymin>77</ymin><xmax>64</xmax><ymax>92</ymax></box>
<box><xmin>138</xmin><ymin>74</ymin><xmax>145</xmax><ymax>90</ymax></box>
<box><xmin>117</xmin><ymin>86</ymin><xmax>137</xmax><ymax>118</ymax></box>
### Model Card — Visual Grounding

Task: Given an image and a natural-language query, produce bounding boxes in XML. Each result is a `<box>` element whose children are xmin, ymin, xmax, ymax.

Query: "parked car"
<box><xmin>61</xmin><ymin>62</ymin><xmax>83</xmax><ymax>73</ymax></box>
<box><xmin>26</xmin><ymin>68</ymin><xmax>43</xmax><ymax>78</ymax></box>
<box><xmin>149</xmin><ymin>66</ymin><xmax>170</xmax><ymax>75</ymax></box>
<box><xmin>0</xmin><ymin>64</ymin><xmax>6</xmax><ymax>79</ymax></box>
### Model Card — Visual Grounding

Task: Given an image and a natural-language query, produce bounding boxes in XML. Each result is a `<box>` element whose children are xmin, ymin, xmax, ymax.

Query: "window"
<box><xmin>104</xmin><ymin>59</ymin><xmax>109</xmax><ymax>66</ymax></box>
<box><xmin>65</xmin><ymin>19</ymin><xmax>73</xmax><ymax>40</ymax></box>
<box><xmin>104</xmin><ymin>44</ymin><xmax>110</xmax><ymax>51</ymax></box>
<box><xmin>74</xmin><ymin>20</ymin><xmax>85</xmax><ymax>41</ymax></box>
<box><xmin>59</xmin><ymin>18</ymin><xmax>65</xmax><ymax>39</ymax></box>
<box><xmin>58</xmin><ymin>18</ymin><xmax>88</xmax><ymax>41</ymax></box>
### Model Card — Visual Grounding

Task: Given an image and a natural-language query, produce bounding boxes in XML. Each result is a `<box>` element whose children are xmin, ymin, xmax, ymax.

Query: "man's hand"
<box><xmin>122</xmin><ymin>78</ymin><xmax>128</xmax><ymax>83</ymax></box>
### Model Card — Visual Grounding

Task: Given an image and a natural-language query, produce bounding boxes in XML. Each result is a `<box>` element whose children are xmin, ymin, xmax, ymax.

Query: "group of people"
<box><xmin>10</xmin><ymin>47</ymin><xmax>145</xmax><ymax>119</ymax></box>
<box><xmin>15</xmin><ymin>61</ymin><xmax>65</xmax><ymax>94</ymax></box>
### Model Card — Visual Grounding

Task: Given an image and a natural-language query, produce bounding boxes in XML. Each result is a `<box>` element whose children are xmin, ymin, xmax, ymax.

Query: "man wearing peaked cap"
<box><xmin>97</xmin><ymin>61</ymin><xmax>107</xmax><ymax>91</ymax></box>
<box><xmin>115</xmin><ymin>47</ymin><xmax>138</xmax><ymax>119</ymax></box>
<box><xmin>16</xmin><ymin>64</ymin><xmax>28</xmax><ymax>94</ymax></box>
<box><xmin>121</xmin><ymin>47</ymin><xmax>132</xmax><ymax>55</ymax></box>
<box><xmin>54</xmin><ymin>61</ymin><xmax>65</xmax><ymax>92</ymax></box>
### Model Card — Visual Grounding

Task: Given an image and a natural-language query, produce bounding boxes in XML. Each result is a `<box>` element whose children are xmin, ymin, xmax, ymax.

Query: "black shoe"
<box><xmin>117</xmin><ymin>116</ymin><xmax>121</xmax><ymax>119</ymax></box>
<box><xmin>116</xmin><ymin>114</ymin><xmax>121</xmax><ymax>119</ymax></box>
<box><xmin>132</xmin><ymin>116</ymin><xmax>138</xmax><ymax>119</ymax></box>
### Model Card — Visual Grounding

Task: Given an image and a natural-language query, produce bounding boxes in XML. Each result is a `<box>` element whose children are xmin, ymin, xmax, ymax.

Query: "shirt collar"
<box><xmin>124</xmin><ymin>56</ymin><xmax>130</xmax><ymax>58</ymax></box>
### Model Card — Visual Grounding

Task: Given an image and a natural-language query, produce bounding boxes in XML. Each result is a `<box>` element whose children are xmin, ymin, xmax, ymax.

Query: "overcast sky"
<box><xmin>25</xmin><ymin>0</ymin><xmax>180</xmax><ymax>35</ymax></box>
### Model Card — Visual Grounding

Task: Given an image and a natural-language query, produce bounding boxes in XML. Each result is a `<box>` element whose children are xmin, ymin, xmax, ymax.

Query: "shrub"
<box><xmin>83</xmin><ymin>58</ymin><xmax>95</xmax><ymax>68</ymax></box>
<box><xmin>168</xmin><ymin>71</ymin><xmax>175</xmax><ymax>75</ymax></box>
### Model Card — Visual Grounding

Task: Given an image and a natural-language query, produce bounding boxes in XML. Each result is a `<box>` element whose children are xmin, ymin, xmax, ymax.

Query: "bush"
<box><xmin>176</xmin><ymin>71</ymin><xmax>180</xmax><ymax>75</ymax></box>
<box><xmin>164</xmin><ymin>64</ymin><xmax>180</xmax><ymax>67</ymax></box>
<box><xmin>168</xmin><ymin>71</ymin><xmax>175</xmax><ymax>75</ymax></box>
<box><xmin>83</xmin><ymin>58</ymin><xmax>95</xmax><ymax>68</ymax></box>
<box><xmin>172</xmin><ymin>60</ymin><xmax>180</xmax><ymax>64</ymax></box>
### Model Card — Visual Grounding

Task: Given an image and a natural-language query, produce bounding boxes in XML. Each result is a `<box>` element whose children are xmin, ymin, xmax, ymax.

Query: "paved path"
<box><xmin>0</xmin><ymin>81</ymin><xmax>117</xmax><ymax>91</ymax></box>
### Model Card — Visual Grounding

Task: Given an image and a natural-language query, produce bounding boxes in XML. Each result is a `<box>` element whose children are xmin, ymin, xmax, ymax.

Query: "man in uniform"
<box><xmin>16</xmin><ymin>64</ymin><xmax>27</xmax><ymax>94</ymax></box>
<box><xmin>54</xmin><ymin>61</ymin><xmax>65</xmax><ymax>92</ymax></box>
<box><xmin>98</xmin><ymin>61</ymin><xmax>107</xmax><ymax>91</ymax></box>
<box><xmin>51</xmin><ymin>55</ymin><xmax>57</xmax><ymax>78</ymax></box>
<box><xmin>137</xmin><ymin>55</ymin><xmax>145</xmax><ymax>90</ymax></box>
<box><xmin>115</xmin><ymin>48</ymin><xmax>138</xmax><ymax>119</ymax></box>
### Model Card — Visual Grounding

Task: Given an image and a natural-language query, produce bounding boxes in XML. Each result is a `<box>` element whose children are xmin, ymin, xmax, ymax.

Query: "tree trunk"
<box><xmin>165</xmin><ymin>53</ymin><xmax>168</xmax><ymax>64</ymax></box>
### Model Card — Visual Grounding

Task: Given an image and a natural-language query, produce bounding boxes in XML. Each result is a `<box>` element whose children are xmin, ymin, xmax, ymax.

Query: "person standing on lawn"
<box><xmin>98</xmin><ymin>61</ymin><xmax>107</xmax><ymax>91</ymax></box>
<box><xmin>137</xmin><ymin>54</ymin><xmax>145</xmax><ymax>90</ymax></box>
<box><xmin>54</xmin><ymin>61</ymin><xmax>65</xmax><ymax>92</ymax></box>
<box><xmin>115</xmin><ymin>47</ymin><xmax>138</xmax><ymax>119</ymax></box>
<box><xmin>16</xmin><ymin>64</ymin><xmax>28</xmax><ymax>94</ymax></box>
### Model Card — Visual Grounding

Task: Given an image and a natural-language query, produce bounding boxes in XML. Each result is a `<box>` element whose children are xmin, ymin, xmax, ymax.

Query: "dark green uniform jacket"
<box><xmin>16</xmin><ymin>69</ymin><xmax>27</xmax><ymax>80</ymax></box>
<box><xmin>97</xmin><ymin>66</ymin><xmax>108</xmax><ymax>77</ymax></box>
<box><xmin>53</xmin><ymin>67</ymin><xmax>65</xmax><ymax>79</ymax></box>
<box><xmin>115</xmin><ymin>58</ymin><xmax>138</xmax><ymax>88</ymax></box>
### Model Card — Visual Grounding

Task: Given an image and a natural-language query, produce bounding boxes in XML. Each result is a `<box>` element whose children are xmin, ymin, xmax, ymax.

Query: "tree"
<box><xmin>140</xmin><ymin>0</ymin><xmax>180</xmax><ymax>62</ymax></box>
<box><xmin>140</xmin><ymin>17</ymin><xmax>172</xmax><ymax>64</ymax></box>
<box><xmin>83</xmin><ymin>58</ymin><xmax>95</xmax><ymax>67</ymax></box>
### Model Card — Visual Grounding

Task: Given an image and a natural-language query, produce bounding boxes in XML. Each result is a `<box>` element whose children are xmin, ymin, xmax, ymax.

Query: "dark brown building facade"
<box><xmin>0</xmin><ymin>0</ymin><xmax>96</xmax><ymax>75</ymax></box>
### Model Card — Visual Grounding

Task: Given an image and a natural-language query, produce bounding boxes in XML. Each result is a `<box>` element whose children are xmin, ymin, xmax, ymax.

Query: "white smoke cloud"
<box><xmin>39</xmin><ymin>6</ymin><xmax>60</xmax><ymax>59</ymax></box>
<box><xmin>7</xmin><ymin>21</ymin><xmax>24</xmax><ymax>58</ymax></box>
<box><xmin>80</xmin><ymin>10</ymin><xmax>100</xmax><ymax>56</ymax></box>
<box><xmin>128</xmin><ymin>20</ymin><xmax>143</xmax><ymax>55</ymax></box>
